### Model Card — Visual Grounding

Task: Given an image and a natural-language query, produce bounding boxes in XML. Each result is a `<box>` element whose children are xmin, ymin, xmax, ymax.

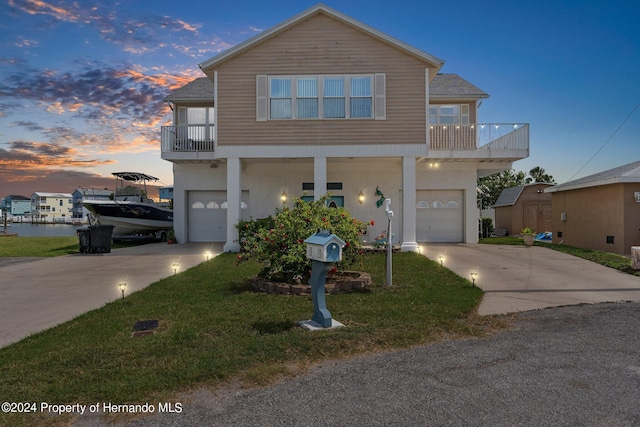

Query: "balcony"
<box><xmin>429</xmin><ymin>123</ymin><xmax>529</xmax><ymax>160</ymax></box>
<box><xmin>161</xmin><ymin>125</ymin><xmax>215</xmax><ymax>162</ymax></box>
<box><xmin>161</xmin><ymin>123</ymin><xmax>528</xmax><ymax>162</ymax></box>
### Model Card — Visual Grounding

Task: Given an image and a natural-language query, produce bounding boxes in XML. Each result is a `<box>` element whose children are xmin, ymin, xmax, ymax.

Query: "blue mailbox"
<box><xmin>300</xmin><ymin>230</ymin><xmax>346</xmax><ymax>329</ymax></box>
<box><xmin>304</xmin><ymin>230</ymin><xmax>345</xmax><ymax>263</ymax></box>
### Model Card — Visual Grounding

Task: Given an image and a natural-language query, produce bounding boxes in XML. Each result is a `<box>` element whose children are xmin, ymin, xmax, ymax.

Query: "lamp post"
<box><xmin>385</xmin><ymin>198</ymin><xmax>393</xmax><ymax>287</ymax></box>
<box><xmin>118</xmin><ymin>282</ymin><xmax>127</xmax><ymax>299</ymax></box>
<box><xmin>470</xmin><ymin>272</ymin><xmax>478</xmax><ymax>287</ymax></box>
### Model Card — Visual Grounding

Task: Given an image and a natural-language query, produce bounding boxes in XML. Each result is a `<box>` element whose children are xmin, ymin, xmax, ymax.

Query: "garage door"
<box><xmin>188</xmin><ymin>191</ymin><xmax>227</xmax><ymax>242</ymax></box>
<box><xmin>416</xmin><ymin>190</ymin><xmax>464</xmax><ymax>242</ymax></box>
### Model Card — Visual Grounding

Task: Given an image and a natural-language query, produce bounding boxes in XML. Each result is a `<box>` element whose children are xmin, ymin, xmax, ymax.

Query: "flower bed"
<box><xmin>251</xmin><ymin>271</ymin><xmax>372</xmax><ymax>295</ymax></box>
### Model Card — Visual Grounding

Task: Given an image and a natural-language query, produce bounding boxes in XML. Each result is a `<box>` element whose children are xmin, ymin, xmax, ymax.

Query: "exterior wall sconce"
<box><xmin>470</xmin><ymin>272</ymin><xmax>478</xmax><ymax>286</ymax></box>
<box><xmin>280</xmin><ymin>191</ymin><xmax>288</xmax><ymax>204</ymax></box>
<box><xmin>438</xmin><ymin>255</ymin><xmax>445</xmax><ymax>267</ymax></box>
<box><xmin>172</xmin><ymin>263</ymin><xmax>179</xmax><ymax>275</ymax></box>
<box><xmin>118</xmin><ymin>282</ymin><xmax>127</xmax><ymax>299</ymax></box>
<box><xmin>358</xmin><ymin>191</ymin><xmax>365</xmax><ymax>204</ymax></box>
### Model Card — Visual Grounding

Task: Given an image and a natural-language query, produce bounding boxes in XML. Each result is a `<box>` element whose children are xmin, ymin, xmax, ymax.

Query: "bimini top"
<box><xmin>112</xmin><ymin>172</ymin><xmax>159</xmax><ymax>182</ymax></box>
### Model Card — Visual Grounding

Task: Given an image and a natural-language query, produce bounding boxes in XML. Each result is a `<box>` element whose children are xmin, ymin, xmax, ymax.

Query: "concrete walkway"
<box><xmin>0</xmin><ymin>242</ymin><xmax>221</xmax><ymax>348</ymax></box>
<box><xmin>419</xmin><ymin>243</ymin><xmax>640</xmax><ymax>315</ymax></box>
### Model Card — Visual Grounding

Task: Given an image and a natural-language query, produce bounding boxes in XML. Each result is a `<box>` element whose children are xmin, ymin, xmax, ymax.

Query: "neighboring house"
<box><xmin>493</xmin><ymin>183</ymin><xmax>554</xmax><ymax>235</ymax></box>
<box><xmin>545</xmin><ymin>161</ymin><xmax>640</xmax><ymax>255</ymax></box>
<box><xmin>160</xmin><ymin>4</ymin><xmax>529</xmax><ymax>251</ymax></box>
<box><xmin>159</xmin><ymin>187</ymin><xmax>174</xmax><ymax>202</ymax></box>
<box><xmin>30</xmin><ymin>192</ymin><xmax>74</xmax><ymax>222</ymax></box>
<box><xmin>0</xmin><ymin>195</ymin><xmax>31</xmax><ymax>217</ymax></box>
<box><xmin>72</xmin><ymin>188</ymin><xmax>113</xmax><ymax>221</ymax></box>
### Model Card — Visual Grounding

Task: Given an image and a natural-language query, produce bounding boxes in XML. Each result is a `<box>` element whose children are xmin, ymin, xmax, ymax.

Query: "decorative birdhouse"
<box><xmin>304</xmin><ymin>230</ymin><xmax>345</xmax><ymax>263</ymax></box>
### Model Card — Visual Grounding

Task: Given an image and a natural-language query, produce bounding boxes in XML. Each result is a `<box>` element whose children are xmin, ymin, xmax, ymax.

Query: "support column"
<box><xmin>401</xmin><ymin>156</ymin><xmax>419</xmax><ymax>252</ymax></box>
<box><xmin>224</xmin><ymin>157</ymin><xmax>241</xmax><ymax>252</ymax></box>
<box><xmin>314</xmin><ymin>157</ymin><xmax>327</xmax><ymax>201</ymax></box>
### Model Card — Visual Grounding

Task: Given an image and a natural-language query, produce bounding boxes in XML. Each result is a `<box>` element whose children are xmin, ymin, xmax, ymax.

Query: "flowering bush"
<box><xmin>236</xmin><ymin>194</ymin><xmax>371</xmax><ymax>282</ymax></box>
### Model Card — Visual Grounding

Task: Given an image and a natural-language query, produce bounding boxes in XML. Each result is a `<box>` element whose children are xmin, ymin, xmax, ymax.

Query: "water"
<box><xmin>2</xmin><ymin>223</ymin><xmax>80</xmax><ymax>237</ymax></box>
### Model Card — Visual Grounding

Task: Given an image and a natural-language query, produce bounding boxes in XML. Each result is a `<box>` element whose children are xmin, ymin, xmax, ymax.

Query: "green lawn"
<box><xmin>0</xmin><ymin>251</ymin><xmax>491</xmax><ymax>426</ymax></box>
<box><xmin>0</xmin><ymin>236</ymin><xmax>79</xmax><ymax>257</ymax></box>
<box><xmin>0</xmin><ymin>236</ymin><xmax>152</xmax><ymax>257</ymax></box>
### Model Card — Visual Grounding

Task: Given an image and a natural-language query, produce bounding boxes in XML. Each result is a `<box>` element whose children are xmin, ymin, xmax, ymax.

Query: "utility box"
<box><xmin>304</xmin><ymin>230</ymin><xmax>345</xmax><ymax>263</ymax></box>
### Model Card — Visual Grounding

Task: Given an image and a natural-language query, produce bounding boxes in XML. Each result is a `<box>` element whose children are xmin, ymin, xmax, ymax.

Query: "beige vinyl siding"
<box><xmin>214</xmin><ymin>14</ymin><xmax>435</xmax><ymax>147</ymax></box>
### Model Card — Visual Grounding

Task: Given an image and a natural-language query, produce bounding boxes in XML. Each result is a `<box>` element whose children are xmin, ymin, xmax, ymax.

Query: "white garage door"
<box><xmin>416</xmin><ymin>190</ymin><xmax>464</xmax><ymax>242</ymax></box>
<box><xmin>188</xmin><ymin>191</ymin><xmax>227</xmax><ymax>242</ymax></box>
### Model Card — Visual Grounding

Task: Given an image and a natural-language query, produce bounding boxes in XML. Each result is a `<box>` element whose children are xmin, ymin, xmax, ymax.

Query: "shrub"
<box><xmin>237</xmin><ymin>194</ymin><xmax>371</xmax><ymax>282</ymax></box>
<box><xmin>480</xmin><ymin>217</ymin><xmax>494</xmax><ymax>238</ymax></box>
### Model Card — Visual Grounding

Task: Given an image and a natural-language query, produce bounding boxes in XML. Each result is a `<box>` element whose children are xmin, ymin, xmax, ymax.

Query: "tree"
<box><xmin>477</xmin><ymin>169</ymin><xmax>527</xmax><ymax>209</ymax></box>
<box><xmin>526</xmin><ymin>166</ymin><xmax>555</xmax><ymax>184</ymax></box>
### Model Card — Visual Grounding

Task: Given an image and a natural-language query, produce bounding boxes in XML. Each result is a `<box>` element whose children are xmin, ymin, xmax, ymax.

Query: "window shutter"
<box><xmin>374</xmin><ymin>73</ymin><xmax>386</xmax><ymax>120</ymax></box>
<box><xmin>256</xmin><ymin>75</ymin><xmax>268</xmax><ymax>121</ymax></box>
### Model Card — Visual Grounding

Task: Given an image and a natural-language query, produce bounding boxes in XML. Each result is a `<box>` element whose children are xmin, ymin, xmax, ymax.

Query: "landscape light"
<box><xmin>470</xmin><ymin>272</ymin><xmax>478</xmax><ymax>286</ymax></box>
<box><xmin>438</xmin><ymin>255</ymin><xmax>445</xmax><ymax>267</ymax></box>
<box><xmin>118</xmin><ymin>282</ymin><xmax>127</xmax><ymax>299</ymax></box>
<box><xmin>172</xmin><ymin>263</ymin><xmax>179</xmax><ymax>275</ymax></box>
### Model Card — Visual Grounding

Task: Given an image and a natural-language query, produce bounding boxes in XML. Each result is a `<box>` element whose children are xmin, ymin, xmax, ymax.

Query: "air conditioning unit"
<box><xmin>636</xmin><ymin>192</ymin><xmax>640</xmax><ymax>203</ymax></box>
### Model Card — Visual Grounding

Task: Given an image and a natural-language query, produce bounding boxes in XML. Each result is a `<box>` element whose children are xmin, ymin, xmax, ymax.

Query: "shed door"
<box><xmin>416</xmin><ymin>190</ymin><xmax>464</xmax><ymax>242</ymax></box>
<box><xmin>188</xmin><ymin>191</ymin><xmax>227</xmax><ymax>242</ymax></box>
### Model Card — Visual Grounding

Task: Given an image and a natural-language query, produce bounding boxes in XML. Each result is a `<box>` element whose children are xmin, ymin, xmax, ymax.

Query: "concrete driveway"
<box><xmin>419</xmin><ymin>243</ymin><xmax>640</xmax><ymax>315</ymax></box>
<box><xmin>0</xmin><ymin>242</ymin><xmax>221</xmax><ymax>349</ymax></box>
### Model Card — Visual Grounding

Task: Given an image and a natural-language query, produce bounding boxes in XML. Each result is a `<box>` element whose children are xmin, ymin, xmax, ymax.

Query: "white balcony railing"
<box><xmin>161</xmin><ymin>123</ymin><xmax>528</xmax><ymax>155</ymax></box>
<box><xmin>429</xmin><ymin>123</ymin><xmax>529</xmax><ymax>151</ymax></box>
<box><xmin>161</xmin><ymin>125</ymin><xmax>215</xmax><ymax>153</ymax></box>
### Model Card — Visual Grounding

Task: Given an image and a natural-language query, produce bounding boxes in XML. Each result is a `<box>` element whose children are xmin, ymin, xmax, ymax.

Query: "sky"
<box><xmin>1</xmin><ymin>0</ymin><xmax>639</xmax><ymax>198</ymax></box>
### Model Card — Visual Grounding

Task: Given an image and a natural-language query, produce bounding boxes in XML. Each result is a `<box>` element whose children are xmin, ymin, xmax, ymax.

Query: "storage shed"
<box><xmin>493</xmin><ymin>183</ymin><xmax>554</xmax><ymax>235</ymax></box>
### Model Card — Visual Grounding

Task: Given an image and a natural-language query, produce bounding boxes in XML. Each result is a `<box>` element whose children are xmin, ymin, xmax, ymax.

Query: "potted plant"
<box><xmin>167</xmin><ymin>229</ymin><xmax>176</xmax><ymax>244</ymax></box>
<box><xmin>522</xmin><ymin>227</ymin><xmax>535</xmax><ymax>247</ymax></box>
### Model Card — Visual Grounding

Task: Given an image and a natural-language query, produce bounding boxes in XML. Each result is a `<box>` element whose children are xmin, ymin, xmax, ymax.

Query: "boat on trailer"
<box><xmin>82</xmin><ymin>172</ymin><xmax>173</xmax><ymax>239</ymax></box>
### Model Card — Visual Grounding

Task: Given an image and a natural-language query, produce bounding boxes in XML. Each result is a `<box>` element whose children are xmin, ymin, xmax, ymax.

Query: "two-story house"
<box><xmin>161</xmin><ymin>4</ymin><xmax>529</xmax><ymax>252</ymax></box>
<box><xmin>0</xmin><ymin>195</ymin><xmax>31</xmax><ymax>218</ymax></box>
<box><xmin>30</xmin><ymin>192</ymin><xmax>73</xmax><ymax>223</ymax></box>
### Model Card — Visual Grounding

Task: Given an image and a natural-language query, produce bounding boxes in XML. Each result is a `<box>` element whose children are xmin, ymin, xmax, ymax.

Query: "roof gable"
<box><xmin>198</xmin><ymin>4</ymin><xmax>444</xmax><ymax>76</ymax></box>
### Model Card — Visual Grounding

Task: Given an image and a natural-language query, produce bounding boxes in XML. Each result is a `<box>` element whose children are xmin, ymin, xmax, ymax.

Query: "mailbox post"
<box><xmin>301</xmin><ymin>230</ymin><xmax>346</xmax><ymax>329</ymax></box>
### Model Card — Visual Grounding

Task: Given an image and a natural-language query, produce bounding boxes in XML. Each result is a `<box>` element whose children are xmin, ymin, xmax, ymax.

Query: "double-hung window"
<box><xmin>257</xmin><ymin>74</ymin><xmax>384</xmax><ymax>121</ymax></box>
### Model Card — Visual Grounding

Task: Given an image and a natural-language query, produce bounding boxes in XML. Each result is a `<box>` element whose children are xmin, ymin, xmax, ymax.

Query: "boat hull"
<box><xmin>83</xmin><ymin>201</ymin><xmax>173</xmax><ymax>236</ymax></box>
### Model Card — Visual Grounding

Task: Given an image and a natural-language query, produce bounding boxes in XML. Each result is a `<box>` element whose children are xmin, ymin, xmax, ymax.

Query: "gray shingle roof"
<box><xmin>430</xmin><ymin>74</ymin><xmax>488</xmax><ymax>99</ymax></box>
<box><xmin>493</xmin><ymin>186</ymin><xmax>524</xmax><ymax>207</ymax></box>
<box><xmin>547</xmin><ymin>161</ymin><xmax>640</xmax><ymax>193</ymax></box>
<box><xmin>163</xmin><ymin>78</ymin><xmax>214</xmax><ymax>102</ymax></box>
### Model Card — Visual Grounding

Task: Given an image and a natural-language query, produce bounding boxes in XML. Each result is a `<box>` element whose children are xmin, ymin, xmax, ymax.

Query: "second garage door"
<box><xmin>416</xmin><ymin>190</ymin><xmax>464</xmax><ymax>242</ymax></box>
